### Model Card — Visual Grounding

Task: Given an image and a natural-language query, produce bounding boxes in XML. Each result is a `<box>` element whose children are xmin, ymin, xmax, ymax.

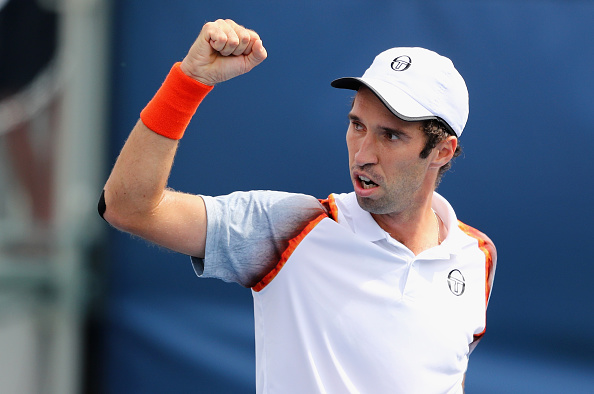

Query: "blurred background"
<box><xmin>1</xmin><ymin>0</ymin><xmax>593</xmax><ymax>393</ymax></box>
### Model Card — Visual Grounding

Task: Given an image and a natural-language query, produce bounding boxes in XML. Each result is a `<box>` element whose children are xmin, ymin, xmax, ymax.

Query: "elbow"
<box><xmin>98</xmin><ymin>188</ymin><xmax>127</xmax><ymax>230</ymax></box>
<box><xmin>98</xmin><ymin>188</ymin><xmax>146</xmax><ymax>233</ymax></box>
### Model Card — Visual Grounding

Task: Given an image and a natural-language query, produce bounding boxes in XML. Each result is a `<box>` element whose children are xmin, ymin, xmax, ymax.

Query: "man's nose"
<box><xmin>354</xmin><ymin>133</ymin><xmax>379</xmax><ymax>167</ymax></box>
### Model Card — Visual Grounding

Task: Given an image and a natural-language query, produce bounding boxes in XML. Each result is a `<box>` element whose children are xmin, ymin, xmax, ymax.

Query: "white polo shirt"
<box><xmin>197</xmin><ymin>191</ymin><xmax>496</xmax><ymax>394</ymax></box>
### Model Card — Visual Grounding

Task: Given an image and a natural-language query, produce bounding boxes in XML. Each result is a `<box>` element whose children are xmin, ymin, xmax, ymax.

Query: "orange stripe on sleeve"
<box><xmin>252</xmin><ymin>213</ymin><xmax>328</xmax><ymax>292</ymax></box>
<box><xmin>458</xmin><ymin>221</ymin><xmax>497</xmax><ymax>341</ymax></box>
<box><xmin>319</xmin><ymin>194</ymin><xmax>339</xmax><ymax>222</ymax></box>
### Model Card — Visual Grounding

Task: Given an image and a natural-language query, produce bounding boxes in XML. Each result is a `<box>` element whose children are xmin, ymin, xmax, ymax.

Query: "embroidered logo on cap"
<box><xmin>391</xmin><ymin>55</ymin><xmax>412</xmax><ymax>71</ymax></box>
<box><xmin>447</xmin><ymin>269</ymin><xmax>465</xmax><ymax>296</ymax></box>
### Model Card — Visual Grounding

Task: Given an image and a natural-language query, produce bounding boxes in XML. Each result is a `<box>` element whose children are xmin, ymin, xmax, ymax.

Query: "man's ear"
<box><xmin>431</xmin><ymin>136</ymin><xmax>457</xmax><ymax>168</ymax></box>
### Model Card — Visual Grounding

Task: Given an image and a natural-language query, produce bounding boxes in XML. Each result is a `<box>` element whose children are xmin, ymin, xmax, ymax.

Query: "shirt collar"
<box><xmin>335</xmin><ymin>191</ymin><xmax>465</xmax><ymax>256</ymax></box>
<box><xmin>336</xmin><ymin>192</ymin><xmax>388</xmax><ymax>242</ymax></box>
<box><xmin>429</xmin><ymin>191</ymin><xmax>464</xmax><ymax>257</ymax></box>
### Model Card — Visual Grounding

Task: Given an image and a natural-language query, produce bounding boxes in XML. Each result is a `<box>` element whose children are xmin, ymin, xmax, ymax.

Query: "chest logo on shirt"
<box><xmin>447</xmin><ymin>269</ymin><xmax>465</xmax><ymax>296</ymax></box>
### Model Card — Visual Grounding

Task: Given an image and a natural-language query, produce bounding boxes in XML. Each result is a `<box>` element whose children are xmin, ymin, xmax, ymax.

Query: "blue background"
<box><xmin>103</xmin><ymin>1</ymin><xmax>594</xmax><ymax>392</ymax></box>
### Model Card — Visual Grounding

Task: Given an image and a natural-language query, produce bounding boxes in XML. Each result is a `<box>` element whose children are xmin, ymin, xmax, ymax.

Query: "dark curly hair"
<box><xmin>419</xmin><ymin>119</ymin><xmax>462</xmax><ymax>186</ymax></box>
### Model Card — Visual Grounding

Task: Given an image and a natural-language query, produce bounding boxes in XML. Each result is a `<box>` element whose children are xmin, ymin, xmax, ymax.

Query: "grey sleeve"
<box><xmin>190</xmin><ymin>190</ymin><xmax>327</xmax><ymax>288</ymax></box>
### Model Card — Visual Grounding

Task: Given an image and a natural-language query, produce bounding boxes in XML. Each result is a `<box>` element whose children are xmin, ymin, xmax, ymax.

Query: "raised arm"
<box><xmin>101</xmin><ymin>19</ymin><xmax>267</xmax><ymax>258</ymax></box>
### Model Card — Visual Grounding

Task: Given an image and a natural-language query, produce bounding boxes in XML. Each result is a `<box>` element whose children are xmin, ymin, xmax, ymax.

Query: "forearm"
<box><xmin>99</xmin><ymin>19</ymin><xmax>266</xmax><ymax>256</ymax></box>
<box><xmin>102</xmin><ymin>59</ymin><xmax>214</xmax><ymax>229</ymax></box>
<box><xmin>102</xmin><ymin>119</ymin><xmax>179</xmax><ymax>231</ymax></box>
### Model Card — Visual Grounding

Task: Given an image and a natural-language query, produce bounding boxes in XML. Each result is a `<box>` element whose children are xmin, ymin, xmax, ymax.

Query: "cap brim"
<box><xmin>331</xmin><ymin>77</ymin><xmax>456</xmax><ymax>135</ymax></box>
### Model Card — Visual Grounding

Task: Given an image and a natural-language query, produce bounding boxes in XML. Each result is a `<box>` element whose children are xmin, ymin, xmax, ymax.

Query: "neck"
<box><xmin>371</xmin><ymin>194</ymin><xmax>441</xmax><ymax>255</ymax></box>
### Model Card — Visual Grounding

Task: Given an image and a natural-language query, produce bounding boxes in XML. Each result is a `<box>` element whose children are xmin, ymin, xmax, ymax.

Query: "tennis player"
<box><xmin>101</xmin><ymin>19</ymin><xmax>496</xmax><ymax>393</ymax></box>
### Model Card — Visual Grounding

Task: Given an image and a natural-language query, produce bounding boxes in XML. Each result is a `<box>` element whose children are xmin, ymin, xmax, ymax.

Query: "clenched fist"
<box><xmin>180</xmin><ymin>19</ymin><xmax>267</xmax><ymax>86</ymax></box>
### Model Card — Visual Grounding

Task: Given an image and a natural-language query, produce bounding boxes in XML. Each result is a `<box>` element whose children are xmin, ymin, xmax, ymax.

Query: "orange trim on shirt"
<box><xmin>458</xmin><ymin>220</ymin><xmax>496</xmax><ymax>340</ymax></box>
<box><xmin>252</xmin><ymin>212</ymin><xmax>328</xmax><ymax>292</ymax></box>
<box><xmin>252</xmin><ymin>194</ymin><xmax>339</xmax><ymax>292</ymax></box>
<box><xmin>319</xmin><ymin>194</ymin><xmax>339</xmax><ymax>222</ymax></box>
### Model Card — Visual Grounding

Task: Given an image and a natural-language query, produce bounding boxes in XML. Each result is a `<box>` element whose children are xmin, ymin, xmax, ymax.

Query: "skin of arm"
<box><xmin>101</xmin><ymin>19</ymin><xmax>267</xmax><ymax>258</ymax></box>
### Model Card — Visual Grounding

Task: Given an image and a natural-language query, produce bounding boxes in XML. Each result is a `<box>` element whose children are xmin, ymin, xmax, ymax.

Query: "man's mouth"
<box><xmin>358</xmin><ymin>175</ymin><xmax>379</xmax><ymax>189</ymax></box>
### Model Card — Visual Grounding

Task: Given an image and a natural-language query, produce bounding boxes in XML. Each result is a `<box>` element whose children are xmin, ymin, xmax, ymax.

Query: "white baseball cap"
<box><xmin>331</xmin><ymin>47</ymin><xmax>469</xmax><ymax>137</ymax></box>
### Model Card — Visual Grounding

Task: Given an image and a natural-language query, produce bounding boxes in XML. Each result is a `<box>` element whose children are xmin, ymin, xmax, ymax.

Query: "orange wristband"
<box><xmin>140</xmin><ymin>62</ymin><xmax>213</xmax><ymax>140</ymax></box>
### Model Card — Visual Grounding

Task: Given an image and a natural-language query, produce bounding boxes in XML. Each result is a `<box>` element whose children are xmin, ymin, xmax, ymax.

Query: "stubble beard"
<box><xmin>355</xmin><ymin>190</ymin><xmax>408</xmax><ymax>215</ymax></box>
<box><xmin>354</xmin><ymin>170</ymin><xmax>426</xmax><ymax>216</ymax></box>
<box><xmin>356</xmin><ymin>193</ymin><xmax>392</xmax><ymax>215</ymax></box>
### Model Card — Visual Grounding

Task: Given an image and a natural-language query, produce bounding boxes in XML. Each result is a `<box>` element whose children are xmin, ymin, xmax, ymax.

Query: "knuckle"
<box><xmin>225</xmin><ymin>19</ymin><xmax>240</xmax><ymax>29</ymax></box>
<box><xmin>240</xmin><ymin>32</ymin><xmax>250</xmax><ymax>44</ymax></box>
<box><xmin>203</xmin><ymin>21</ymin><xmax>220</xmax><ymax>34</ymax></box>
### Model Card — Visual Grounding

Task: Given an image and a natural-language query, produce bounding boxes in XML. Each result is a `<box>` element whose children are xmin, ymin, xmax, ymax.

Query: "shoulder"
<box><xmin>457</xmin><ymin>221</ymin><xmax>497</xmax><ymax>302</ymax></box>
<box><xmin>457</xmin><ymin>221</ymin><xmax>497</xmax><ymax>264</ymax></box>
<box><xmin>204</xmin><ymin>190</ymin><xmax>323</xmax><ymax>212</ymax></box>
<box><xmin>202</xmin><ymin>189</ymin><xmax>328</xmax><ymax>244</ymax></box>
<box><xmin>201</xmin><ymin>190</ymin><xmax>324</xmax><ymax>225</ymax></box>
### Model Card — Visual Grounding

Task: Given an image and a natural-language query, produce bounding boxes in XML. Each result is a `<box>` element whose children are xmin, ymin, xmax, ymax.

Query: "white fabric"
<box><xmin>252</xmin><ymin>192</ymin><xmax>489</xmax><ymax>394</ymax></box>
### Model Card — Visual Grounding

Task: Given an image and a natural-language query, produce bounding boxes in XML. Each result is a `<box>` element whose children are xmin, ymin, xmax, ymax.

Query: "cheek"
<box><xmin>384</xmin><ymin>156</ymin><xmax>424</xmax><ymax>179</ymax></box>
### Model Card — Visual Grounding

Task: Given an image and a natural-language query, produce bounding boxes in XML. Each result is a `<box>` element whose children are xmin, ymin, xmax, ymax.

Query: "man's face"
<box><xmin>346</xmin><ymin>87</ymin><xmax>435</xmax><ymax>215</ymax></box>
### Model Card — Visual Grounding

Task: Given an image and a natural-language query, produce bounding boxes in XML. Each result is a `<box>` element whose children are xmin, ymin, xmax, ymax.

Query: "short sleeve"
<box><xmin>191</xmin><ymin>190</ymin><xmax>326</xmax><ymax>288</ymax></box>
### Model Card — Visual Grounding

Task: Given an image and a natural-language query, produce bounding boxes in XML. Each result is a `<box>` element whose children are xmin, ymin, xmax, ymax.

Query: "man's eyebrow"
<box><xmin>347</xmin><ymin>112</ymin><xmax>359</xmax><ymax>120</ymax></box>
<box><xmin>347</xmin><ymin>112</ymin><xmax>411</xmax><ymax>140</ymax></box>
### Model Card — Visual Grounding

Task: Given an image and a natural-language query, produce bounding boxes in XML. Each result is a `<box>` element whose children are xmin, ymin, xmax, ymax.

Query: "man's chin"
<box><xmin>355</xmin><ymin>194</ymin><xmax>390</xmax><ymax>215</ymax></box>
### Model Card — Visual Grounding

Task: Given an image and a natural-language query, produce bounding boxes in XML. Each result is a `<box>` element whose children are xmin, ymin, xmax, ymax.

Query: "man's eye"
<box><xmin>387</xmin><ymin>133</ymin><xmax>400</xmax><ymax>141</ymax></box>
<box><xmin>351</xmin><ymin>121</ymin><xmax>363</xmax><ymax>131</ymax></box>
